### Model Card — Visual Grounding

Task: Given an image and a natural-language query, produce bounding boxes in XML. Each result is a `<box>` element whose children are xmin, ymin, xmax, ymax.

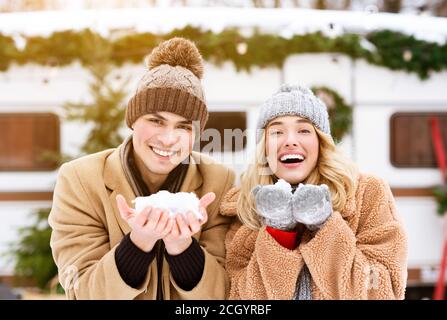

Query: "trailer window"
<box><xmin>0</xmin><ymin>113</ymin><xmax>60</xmax><ymax>171</ymax></box>
<box><xmin>199</xmin><ymin>111</ymin><xmax>247</xmax><ymax>153</ymax></box>
<box><xmin>390</xmin><ymin>112</ymin><xmax>447</xmax><ymax>168</ymax></box>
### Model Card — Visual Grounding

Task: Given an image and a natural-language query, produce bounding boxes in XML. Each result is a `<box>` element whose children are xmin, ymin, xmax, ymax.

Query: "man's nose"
<box><xmin>158</xmin><ymin>129</ymin><xmax>180</xmax><ymax>147</ymax></box>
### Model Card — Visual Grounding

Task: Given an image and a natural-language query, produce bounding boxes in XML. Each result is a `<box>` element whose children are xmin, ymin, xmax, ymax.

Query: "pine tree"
<box><xmin>65</xmin><ymin>62</ymin><xmax>128</xmax><ymax>155</ymax></box>
<box><xmin>4</xmin><ymin>208</ymin><xmax>57</xmax><ymax>290</ymax></box>
<box><xmin>61</xmin><ymin>30</ymin><xmax>128</xmax><ymax>157</ymax></box>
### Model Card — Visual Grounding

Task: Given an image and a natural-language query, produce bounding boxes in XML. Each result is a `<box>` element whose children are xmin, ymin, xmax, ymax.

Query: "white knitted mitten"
<box><xmin>291</xmin><ymin>184</ymin><xmax>332</xmax><ymax>231</ymax></box>
<box><xmin>252</xmin><ymin>179</ymin><xmax>296</xmax><ymax>231</ymax></box>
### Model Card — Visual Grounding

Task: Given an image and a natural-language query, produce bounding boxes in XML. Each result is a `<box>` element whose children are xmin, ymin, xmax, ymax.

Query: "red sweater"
<box><xmin>266</xmin><ymin>226</ymin><xmax>302</xmax><ymax>250</ymax></box>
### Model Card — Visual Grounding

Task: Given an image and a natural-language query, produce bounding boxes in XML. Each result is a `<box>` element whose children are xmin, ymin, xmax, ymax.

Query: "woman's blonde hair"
<box><xmin>237</xmin><ymin>126</ymin><xmax>359</xmax><ymax>230</ymax></box>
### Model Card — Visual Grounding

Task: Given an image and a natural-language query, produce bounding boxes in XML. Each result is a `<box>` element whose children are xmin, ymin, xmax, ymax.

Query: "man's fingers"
<box><xmin>176</xmin><ymin>214</ymin><xmax>190</xmax><ymax>236</ymax></box>
<box><xmin>116</xmin><ymin>194</ymin><xmax>135</xmax><ymax>220</ymax></box>
<box><xmin>161</xmin><ymin>218</ymin><xmax>175</xmax><ymax>237</ymax></box>
<box><xmin>199</xmin><ymin>208</ymin><xmax>208</xmax><ymax>224</ymax></box>
<box><xmin>197</xmin><ymin>192</ymin><xmax>213</xmax><ymax>225</ymax></box>
<box><xmin>146</xmin><ymin>208</ymin><xmax>162</xmax><ymax>230</ymax></box>
<box><xmin>134</xmin><ymin>207</ymin><xmax>150</xmax><ymax>227</ymax></box>
<box><xmin>199</xmin><ymin>192</ymin><xmax>215</xmax><ymax>209</ymax></box>
<box><xmin>186</xmin><ymin>212</ymin><xmax>201</xmax><ymax>234</ymax></box>
<box><xmin>170</xmin><ymin>222</ymin><xmax>180</xmax><ymax>238</ymax></box>
<box><xmin>155</xmin><ymin>210</ymin><xmax>170</xmax><ymax>233</ymax></box>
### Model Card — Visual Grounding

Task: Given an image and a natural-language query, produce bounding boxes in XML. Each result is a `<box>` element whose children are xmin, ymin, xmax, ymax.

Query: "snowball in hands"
<box><xmin>274</xmin><ymin>178</ymin><xmax>293</xmax><ymax>194</ymax></box>
<box><xmin>134</xmin><ymin>191</ymin><xmax>203</xmax><ymax>219</ymax></box>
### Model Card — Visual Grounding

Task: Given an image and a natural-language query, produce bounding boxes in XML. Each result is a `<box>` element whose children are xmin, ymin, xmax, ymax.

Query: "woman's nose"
<box><xmin>284</xmin><ymin>133</ymin><xmax>299</xmax><ymax>147</ymax></box>
<box><xmin>285</xmin><ymin>142</ymin><xmax>298</xmax><ymax>147</ymax></box>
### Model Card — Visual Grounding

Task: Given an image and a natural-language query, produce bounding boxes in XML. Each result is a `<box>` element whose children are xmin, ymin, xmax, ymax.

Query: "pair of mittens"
<box><xmin>252</xmin><ymin>179</ymin><xmax>332</xmax><ymax>231</ymax></box>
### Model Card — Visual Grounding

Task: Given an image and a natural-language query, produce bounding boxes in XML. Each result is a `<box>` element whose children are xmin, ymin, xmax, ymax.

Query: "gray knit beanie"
<box><xmin>256</xmin><ymin>84</ymin><xmax>330</xmax><ymax>141</ymax></box>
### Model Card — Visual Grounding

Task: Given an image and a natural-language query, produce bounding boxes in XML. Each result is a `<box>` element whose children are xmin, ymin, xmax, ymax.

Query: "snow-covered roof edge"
<box><xmin>1</xmin><ymin>7</ymin><xmax>446</xmax><ymax>44</ymax></box>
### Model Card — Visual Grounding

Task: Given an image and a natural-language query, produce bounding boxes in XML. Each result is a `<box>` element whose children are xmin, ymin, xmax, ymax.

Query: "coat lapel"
<box><xmin>104</xmin><ymin>147</ymin><xmax>135</xmax><ymax>235</ymax></box>
<box><xmin>179</xmin><ymin>151</ymin><xmax>203</xmax><ymax>194</ymax></box>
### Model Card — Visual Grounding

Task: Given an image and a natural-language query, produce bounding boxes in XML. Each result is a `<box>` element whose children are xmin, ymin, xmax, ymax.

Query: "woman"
<box><xmin>220</xmin><ymin>84</ymin><xmax>408</xmax><ymax>300</ymax></box>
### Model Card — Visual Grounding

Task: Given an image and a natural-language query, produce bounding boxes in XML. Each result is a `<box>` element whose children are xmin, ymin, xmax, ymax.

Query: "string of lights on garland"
<box><xmin>1</xmin><ymin>26</ymin><xmax>447</xmax><ymax>79</ymax></box>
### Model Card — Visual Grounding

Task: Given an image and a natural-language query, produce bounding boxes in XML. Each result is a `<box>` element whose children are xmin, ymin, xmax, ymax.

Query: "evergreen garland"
<box><xmin>312</xmin><ymin>86</ymin><xmax>353</xmax><ymax>142</ymax></box>
<box><xmin>0</xmin><ymin>33</ymin><xmax>19</xmax><ymax>71</ymax></box>
<box><xmin>366</xmin><ymin>30</ymin><xmax>447</xmax><ymax>79</ymax></box>
<box><xmin>1</xmin><ymin>27</ymin><xmax>446</xmax><ymax>79</ymax></box>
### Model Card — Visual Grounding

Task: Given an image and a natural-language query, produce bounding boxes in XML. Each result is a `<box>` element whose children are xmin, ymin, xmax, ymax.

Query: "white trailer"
<box><xmin>0</xmin><ymin>8</ymin><xmax>446</xmax><ymax>297</ymax></box>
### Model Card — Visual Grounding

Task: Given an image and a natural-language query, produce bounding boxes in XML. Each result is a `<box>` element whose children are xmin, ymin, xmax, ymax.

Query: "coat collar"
<box><xmin>104</xmin><ymin>141</ymin><xmax>203</xmax><ymax>235</ymax></box>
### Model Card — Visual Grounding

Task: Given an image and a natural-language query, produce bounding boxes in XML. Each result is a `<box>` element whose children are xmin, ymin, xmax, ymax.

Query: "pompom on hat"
<box><xmin>126</xmin><ymin>37</ymin><xmax>208</xmax><ymax>132</ymax></box>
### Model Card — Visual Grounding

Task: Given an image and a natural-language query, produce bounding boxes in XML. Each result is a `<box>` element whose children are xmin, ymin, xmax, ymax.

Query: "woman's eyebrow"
<box><xmin>268</xmin><ymin>119</ymin><xmax>311</xmax><ymax>127</ymax></box>
<box><xmin>268</xmin><ymin>121</ymin><xmax>283</xmax><ymax>127</ymax></box>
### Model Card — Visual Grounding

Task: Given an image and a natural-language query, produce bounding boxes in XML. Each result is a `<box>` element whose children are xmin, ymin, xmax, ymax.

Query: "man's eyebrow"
<box><xmin>177</xmin><ymin>120</ymin><xmax>192</xmax><ymax>125</ymax></box>
<box><xmin>149</xmin><ymin>113</ymin><xmax>192</xmax><ymax>125</ymax></box>
<box><xmin>149</xmin><ymin>113</ymin><xmax>167</xmax><ymax>121</ymax></box>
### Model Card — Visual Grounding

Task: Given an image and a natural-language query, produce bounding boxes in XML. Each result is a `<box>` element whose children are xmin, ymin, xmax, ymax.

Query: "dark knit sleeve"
<box><xmin>114</xmin><ymin>233</ymin><xmax>156</xmax><ymax>289</ymax></box>
<box><xmin>165</xmin><ymin>237</ymin><xmax>205</xmax><ymax>291</ymax></box>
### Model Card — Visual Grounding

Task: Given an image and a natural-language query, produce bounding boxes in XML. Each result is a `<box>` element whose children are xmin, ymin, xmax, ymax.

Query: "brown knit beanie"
<box><xmin>125</xmin><ymin>37</ymin><xmax>208</xmax><ymax>132</ymax></box>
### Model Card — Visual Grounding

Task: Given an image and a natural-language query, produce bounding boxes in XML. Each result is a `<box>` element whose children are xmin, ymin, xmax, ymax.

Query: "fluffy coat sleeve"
<box><xmin>299</xmin><ymin>175</ymin><xmax>408</xmax><ymax>299</ymax></box>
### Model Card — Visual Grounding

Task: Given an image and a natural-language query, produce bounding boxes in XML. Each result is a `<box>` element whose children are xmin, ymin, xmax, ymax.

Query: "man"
<box><xmin>49</xmin><ymin>38</ymin><xmax>235</xmax><ymax>300</ymax></box>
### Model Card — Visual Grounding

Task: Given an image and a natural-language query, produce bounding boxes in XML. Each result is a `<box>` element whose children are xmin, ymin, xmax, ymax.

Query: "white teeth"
<box><xmin>280</xmin><ymin>154</ymin><xmax>304</xmax><ymax>161</ymax></box>
<box><xmin>152</xmin><ymin>147</ymin><xmax>176</xmax><ymax>157</ymax></box>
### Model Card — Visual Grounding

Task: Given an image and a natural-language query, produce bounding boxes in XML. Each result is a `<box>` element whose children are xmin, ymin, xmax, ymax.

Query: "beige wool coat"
<box><xmin>220</xmin><ymin>173</ymin><xmax>408</xmax><ymax>300</ymax></box>
<box><xmin>49</xmin><ymin>145</ymin><xmax>235</xmax><ymax>300</ymax></box>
